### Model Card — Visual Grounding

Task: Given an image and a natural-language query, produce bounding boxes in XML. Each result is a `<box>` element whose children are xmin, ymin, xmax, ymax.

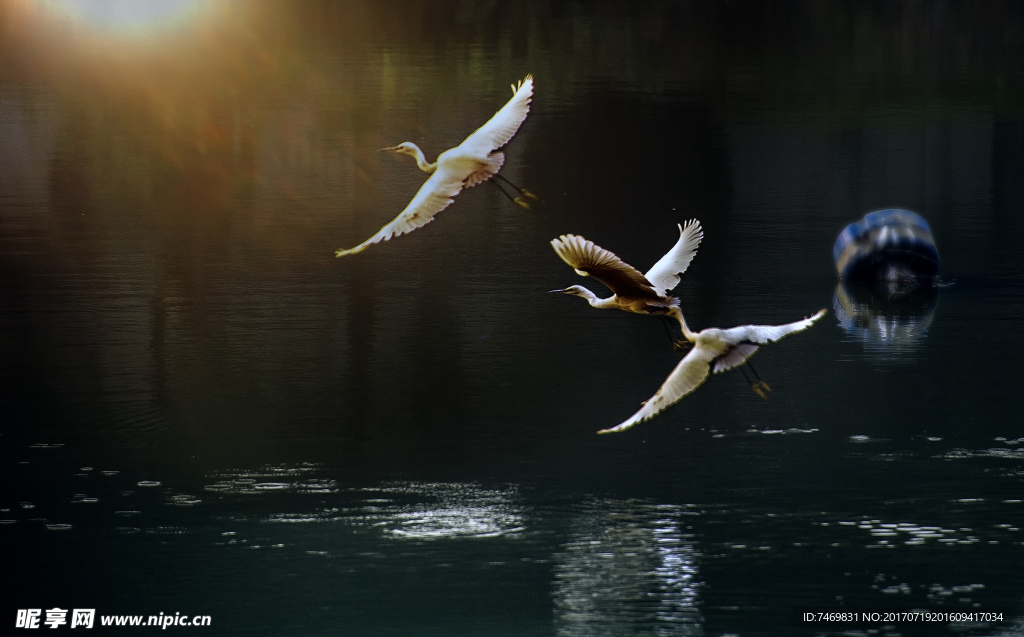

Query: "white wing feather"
<box><xmin>721</xmin><ymin>309</ymin><xmax>827</xmax><ymax>345</ymax></box>
<box><xmin>644</xmin><ymin>219</ymin><xmax>703</xmax><ymax>296</ymax></box>
<box><xmin>598</xmin><ymin>344</ymin><xmax>718</xmax><ymax>434</ymax></box>
<box><xmin>335</xmin><ymin>166</ymin><xmax>464</xmax><ymax>257</ymax></box>
<box><xmin>461</xmin><ymin>75</ymin><xmax>533</xmax><ymax>153</ymax></box>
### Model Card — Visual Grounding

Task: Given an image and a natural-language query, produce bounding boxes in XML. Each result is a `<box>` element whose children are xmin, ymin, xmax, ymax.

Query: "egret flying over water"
<box><xmin>336</xmin><ymin>75</ymin><xmax>537</xmax><ymax>257</ymax></box>
<box><xmin>550</xmin><ymin>221</ymin><xmax>703</xmax><ymax>342</ymax></box>
<box><xmin>597</xmin><ymin>308</ymin><xmax>827</xmax><ymax>434</ymax></box>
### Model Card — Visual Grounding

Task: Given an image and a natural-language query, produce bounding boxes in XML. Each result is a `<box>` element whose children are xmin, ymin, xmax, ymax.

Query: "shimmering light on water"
<box><xmin>553</xmin><ymin>501</ymin><xmax>701</xmax><ymax>636</ymax></box>
<box><xmin>361</xmin><ymin>483</ymin><xmax>525</xmax><ymax>540</ymax></box>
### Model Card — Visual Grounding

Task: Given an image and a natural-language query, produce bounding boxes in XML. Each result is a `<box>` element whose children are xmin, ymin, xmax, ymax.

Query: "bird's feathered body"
<box><xmin>336</xmin><ymin>75</ymin><xmax>533</xmax><ymax>257</ymax></box>
<box><xmin>550</xmin><ymin>220</ymin><xmax>703</xmax><ymax>325</ymax></box>
<box><xmin>598</xmin><ymin>308</ymin><xmax>827</xmax><ymax>434</ymax></box>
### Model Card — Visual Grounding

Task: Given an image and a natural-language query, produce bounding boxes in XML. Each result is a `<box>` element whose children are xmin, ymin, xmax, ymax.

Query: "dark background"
<box><xmin>1</xmin><ymin>1</ymin><xmax>1023</xmax><ymax>635</ymax></box>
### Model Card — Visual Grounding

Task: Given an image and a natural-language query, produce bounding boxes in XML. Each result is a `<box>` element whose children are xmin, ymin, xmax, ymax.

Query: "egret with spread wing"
<box><xmin>597</xmin><ymin>308</ymin><xmax>827</xmax><ymax>434</ymax></box>
<box><xmin>336</xmin><ymin>75</ymin><xmax>537</xmax><ymax>257</ymax></box>
<box><xmin>549</xmin><ymin>221</ymin><xmax>703</xmax><ymax>342</ymax></box>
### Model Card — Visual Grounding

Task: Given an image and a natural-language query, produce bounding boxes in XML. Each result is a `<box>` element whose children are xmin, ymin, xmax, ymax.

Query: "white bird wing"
<box><xmin>598</xmin><ymin>343</ymin><xmax>719</xmax><ymax>434</ymax></box>
<box><xmin>335</xmin><ymin>165</ymin><xmax>465</xmax><ymax>257</ymax></box>
<box><xmin>644</xmin><ymin>219</ymin><xmax>704</xmax><ymax>296</ymax></box>
<box><xmin>551</xmin><ymin>234</ymin><xmax>659</xmax><ymax>298</ymax></box>
<box><xmin>598</xmin><ymin>309</ymin><xmax>828</xmax><ymax>434</ymax></box>
<box><xmin>460</xmin><ymin>75</ymin><xmax>533</xmax><ymax>153</ymax></box>
<box><xmin>723</xmin><ymin>308</ymin><xmax>828</xmax><ymax>346</ymax></box>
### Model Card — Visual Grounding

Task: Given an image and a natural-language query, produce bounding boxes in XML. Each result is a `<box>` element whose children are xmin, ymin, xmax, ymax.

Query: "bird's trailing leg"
<box><xmin>660</xmin><ymin>316</ymin><xmax>691</xmax><ymax>353</ymax></box>
<box><xmin>742</xmin><ymin>361</ymin><xmax>772</xmax><ymax>399</ymax></box>
<box><xmin>493</xmin><ymin>173</ymin><xmax>540</xmax><ymax>210</ymax></box>
<box><xmin>488</xmin><ymin>179</ymin><xmax>533</xmax><ymax>210</ymax></box>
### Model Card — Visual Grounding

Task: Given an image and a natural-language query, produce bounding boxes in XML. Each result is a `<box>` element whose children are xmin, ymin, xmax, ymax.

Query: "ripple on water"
<box><xmin>168</xmin><ymin>495</ymin><xmax>201</xmax><ymax>507</ymax></box>
<box><xmin>353</xmin><ymin>482</ymin><xmax>525</xmax><ymax>540</ymax></box>
<box><xmin>941</xmin><ymin>447</ymin><xmax>1024</xmax><ymax>460</ymax></box>
<box><xmin>829</xmin><ymin>517</ymin><xmax>1024</xmax><ymax>548</ymax></box>
<box><xmin>267</xmin><ymin>513</ymin><xmax>326</xmax><ymax>523</ymax></box>
<box><xmin>204</xmin><ymin>464</ymin><xmax>338</xmax><ymax>495</ymax></box>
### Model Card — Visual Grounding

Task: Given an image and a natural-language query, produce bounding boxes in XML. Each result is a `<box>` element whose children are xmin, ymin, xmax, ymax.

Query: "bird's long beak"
<box><xmin>548</xmin><ymin>289</ymin><xmax>567</xmax><ymax>294</ymax></box>
<box><xmin>378</xmin><ymin>145</ymin><xmax>400</xmax><ymax>152</ymax></box>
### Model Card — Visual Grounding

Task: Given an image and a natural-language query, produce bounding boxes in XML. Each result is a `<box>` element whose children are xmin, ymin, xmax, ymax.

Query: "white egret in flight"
<box><xmin>597</xmin><ymin>308</ymin><xmax>827</xmax><ymax>434</ymax></box>
<box><xmin>549</xmin><ymin>221</ymin><xmax>703</xmax><ymax>344</ymax></box>
<box><xmin>336</xmin><ymin>75</ymin><xmax>536</xmax><ymax>257</ymax></box>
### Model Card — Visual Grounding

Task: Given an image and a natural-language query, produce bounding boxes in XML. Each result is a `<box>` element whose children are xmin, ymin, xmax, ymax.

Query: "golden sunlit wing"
<box><xmin>551</xmin><ymin>234</ymin><xmax>658</xmax><ymax>298</ymax></box>
<box><xmin>335</xmin><ymin>165</ymin><xmax>464</xmax><ymax>257</ymax></box>
<box><xmin>644</xmin><ymin>220</ymin><xmax>704</xmax><ymax>296</ymax></box>
<box><xmin>461</xmin><ymin>75</ymin><xmax>533</xmax><ymax>153</ymax></box>
<box><xmin>598</xmin><ymin>344</ymin><xmax>719</xmax><ymax>434</ymax></box>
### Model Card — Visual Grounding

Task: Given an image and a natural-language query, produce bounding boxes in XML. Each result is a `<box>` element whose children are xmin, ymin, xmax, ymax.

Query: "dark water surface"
<box><xmin>2</xmin><ymin>2</ymin><xmax>1024</xmax><ymax>635</ymax></box>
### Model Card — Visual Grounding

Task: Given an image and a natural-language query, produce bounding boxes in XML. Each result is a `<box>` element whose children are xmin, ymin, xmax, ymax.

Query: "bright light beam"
<box><xmin>39</xmin><ymin>0</ymin><xmax>204</xmax><ymax>37</ymax></box>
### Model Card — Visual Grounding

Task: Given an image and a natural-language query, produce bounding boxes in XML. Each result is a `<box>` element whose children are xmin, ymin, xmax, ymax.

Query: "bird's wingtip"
<box><xmin>512</xmin><ymin>74</ymin><xmax>534</xmax><ymax>95</ymax></box>
<box><xmin>335</xmin><ymin>246</ymin><xmax>363</xmax><ymax>257</ymax></box>
<box><xmin>597</xmin><ymin>421</ymin><xmax>636</xmax><ymax>434</ymax></box>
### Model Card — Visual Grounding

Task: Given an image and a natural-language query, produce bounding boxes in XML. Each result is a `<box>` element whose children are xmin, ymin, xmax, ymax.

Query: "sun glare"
<box><xmin>38</xmin><ymin>0</ymin><xmax>205</xmax><ymax>37</ymax></box>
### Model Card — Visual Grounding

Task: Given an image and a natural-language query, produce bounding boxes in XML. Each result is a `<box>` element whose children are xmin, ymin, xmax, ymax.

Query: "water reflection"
<box><xmin>553</xmin><ymin>500</ymin><xmax>701</xmax><ymax>636</ymax></box>
<box><xmin>994</xmin><ymin>615</ymin><xmax>1024</xmax><ymax>636</ymax></box>
<box><xmin>833</xmin><ymin>280</ymin><xmax>938</xmax><ymax>362</ymax></box>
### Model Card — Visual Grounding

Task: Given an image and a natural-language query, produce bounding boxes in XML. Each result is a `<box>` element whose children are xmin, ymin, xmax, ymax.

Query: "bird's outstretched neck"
<box><xmin>552</xmin><ymin>285</ymin><xmax>616</xmax><ymax>309</ymax></box>
<box><xmin>576</xmin><ymin>287</ymin><xmax>611</xmax><ymax>308</ymax></box>
<box><xmin>668</xmin><ymin>306</ymin><xmax>697</xmax><ymax>342</ymax></box>
<box><xmin>406</xmin><ymin>143</ymin><xmax>437</xmax><ymax>174</ymax></box>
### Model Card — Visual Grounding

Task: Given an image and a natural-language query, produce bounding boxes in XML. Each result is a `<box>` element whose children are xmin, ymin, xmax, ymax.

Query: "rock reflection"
<box><xmin>553</xmin><ymin>500</ymin><xmax>701</xmax><ymax>636</ymax></box>
<box><xmin>833</xmin><ymin>280</ymin><xmax>938</xmax><ymax>362</ymax></box>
